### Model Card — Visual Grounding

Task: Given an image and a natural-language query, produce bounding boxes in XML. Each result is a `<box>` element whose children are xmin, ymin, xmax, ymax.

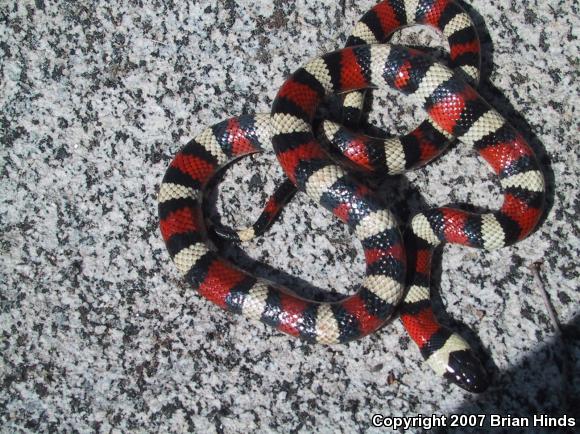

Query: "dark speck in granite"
<box><xmin>1</xmin><ymin>0</ymin><xmax>579</xmax><ymax>432</ymax></box>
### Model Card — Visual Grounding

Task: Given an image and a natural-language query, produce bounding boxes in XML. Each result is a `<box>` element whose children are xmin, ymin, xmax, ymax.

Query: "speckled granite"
<box><xmin>1</xmin><ymin>0</ymin><xmax>578</xmax><ymax>432</ymax></box>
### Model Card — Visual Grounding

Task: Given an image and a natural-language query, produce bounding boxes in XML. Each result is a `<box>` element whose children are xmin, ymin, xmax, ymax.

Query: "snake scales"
<box><xmin>158</xmin><ymin>0</ymin><xmax>545</xmax><ymax>393</ymax></box>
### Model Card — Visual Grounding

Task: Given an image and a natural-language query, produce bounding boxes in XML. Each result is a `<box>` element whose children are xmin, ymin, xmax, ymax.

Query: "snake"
<box><xmin>211</xmin><ymin>0</ymin><xmax>482</xmax><ymax>242</ymax></box>
<box><xmin>158</xmin><ymin>0</ymin><xmax>545</xmax><ymax>393</ymax></box>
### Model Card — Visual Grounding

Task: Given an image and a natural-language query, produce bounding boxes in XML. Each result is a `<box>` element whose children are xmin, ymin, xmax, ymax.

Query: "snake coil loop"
<box><xmin>158</xmin><ymin>0</ymin><xmax>545</xmax><ymax>393</ymax></box>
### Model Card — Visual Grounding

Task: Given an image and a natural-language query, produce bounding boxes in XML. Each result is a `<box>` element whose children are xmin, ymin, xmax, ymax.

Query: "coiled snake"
<box><xmin>158</xmin><ymin>0</ymin><xmax>545</xmax><ymax>393</ymax></box>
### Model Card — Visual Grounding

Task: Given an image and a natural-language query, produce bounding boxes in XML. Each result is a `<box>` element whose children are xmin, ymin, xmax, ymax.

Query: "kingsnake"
<box><xmin>158</xmin><ymin>0</ymin><xmax>545</xmax><ymax>393</ymax></box>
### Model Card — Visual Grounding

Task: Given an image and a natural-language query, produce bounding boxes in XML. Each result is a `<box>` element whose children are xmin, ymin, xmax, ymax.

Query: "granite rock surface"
<box><xmin>1</xmin><ymin>0</ymin><xmax>579</xmax><ymax>432</ymax></box>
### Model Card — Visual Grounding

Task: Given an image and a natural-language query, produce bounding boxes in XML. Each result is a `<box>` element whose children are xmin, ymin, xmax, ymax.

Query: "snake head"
<box><xmin>444</xmin><ymin>349</ymin><xmax>489</xmax><ymax>393</ymax></box>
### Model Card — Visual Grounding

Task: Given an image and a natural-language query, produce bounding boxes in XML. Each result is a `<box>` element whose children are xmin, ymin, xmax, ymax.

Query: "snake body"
<box><xmin>328</xmin><ymin>0</ymin><xmax>481</xmax><ymax>174</ymax></box>
<box><xmin>158</xmin><ymin>0</ymin><xmax>545</xmax><ymax>393</ymax></box>
<box><xmin>213</xmin><ymin>0</ymin><xmax>482</xmax><ymax>240</ymax></box>
<box><xmin>160</xmin><ymin>112</ymin><xmax>405</xmax><ymax>345</ymax></box>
